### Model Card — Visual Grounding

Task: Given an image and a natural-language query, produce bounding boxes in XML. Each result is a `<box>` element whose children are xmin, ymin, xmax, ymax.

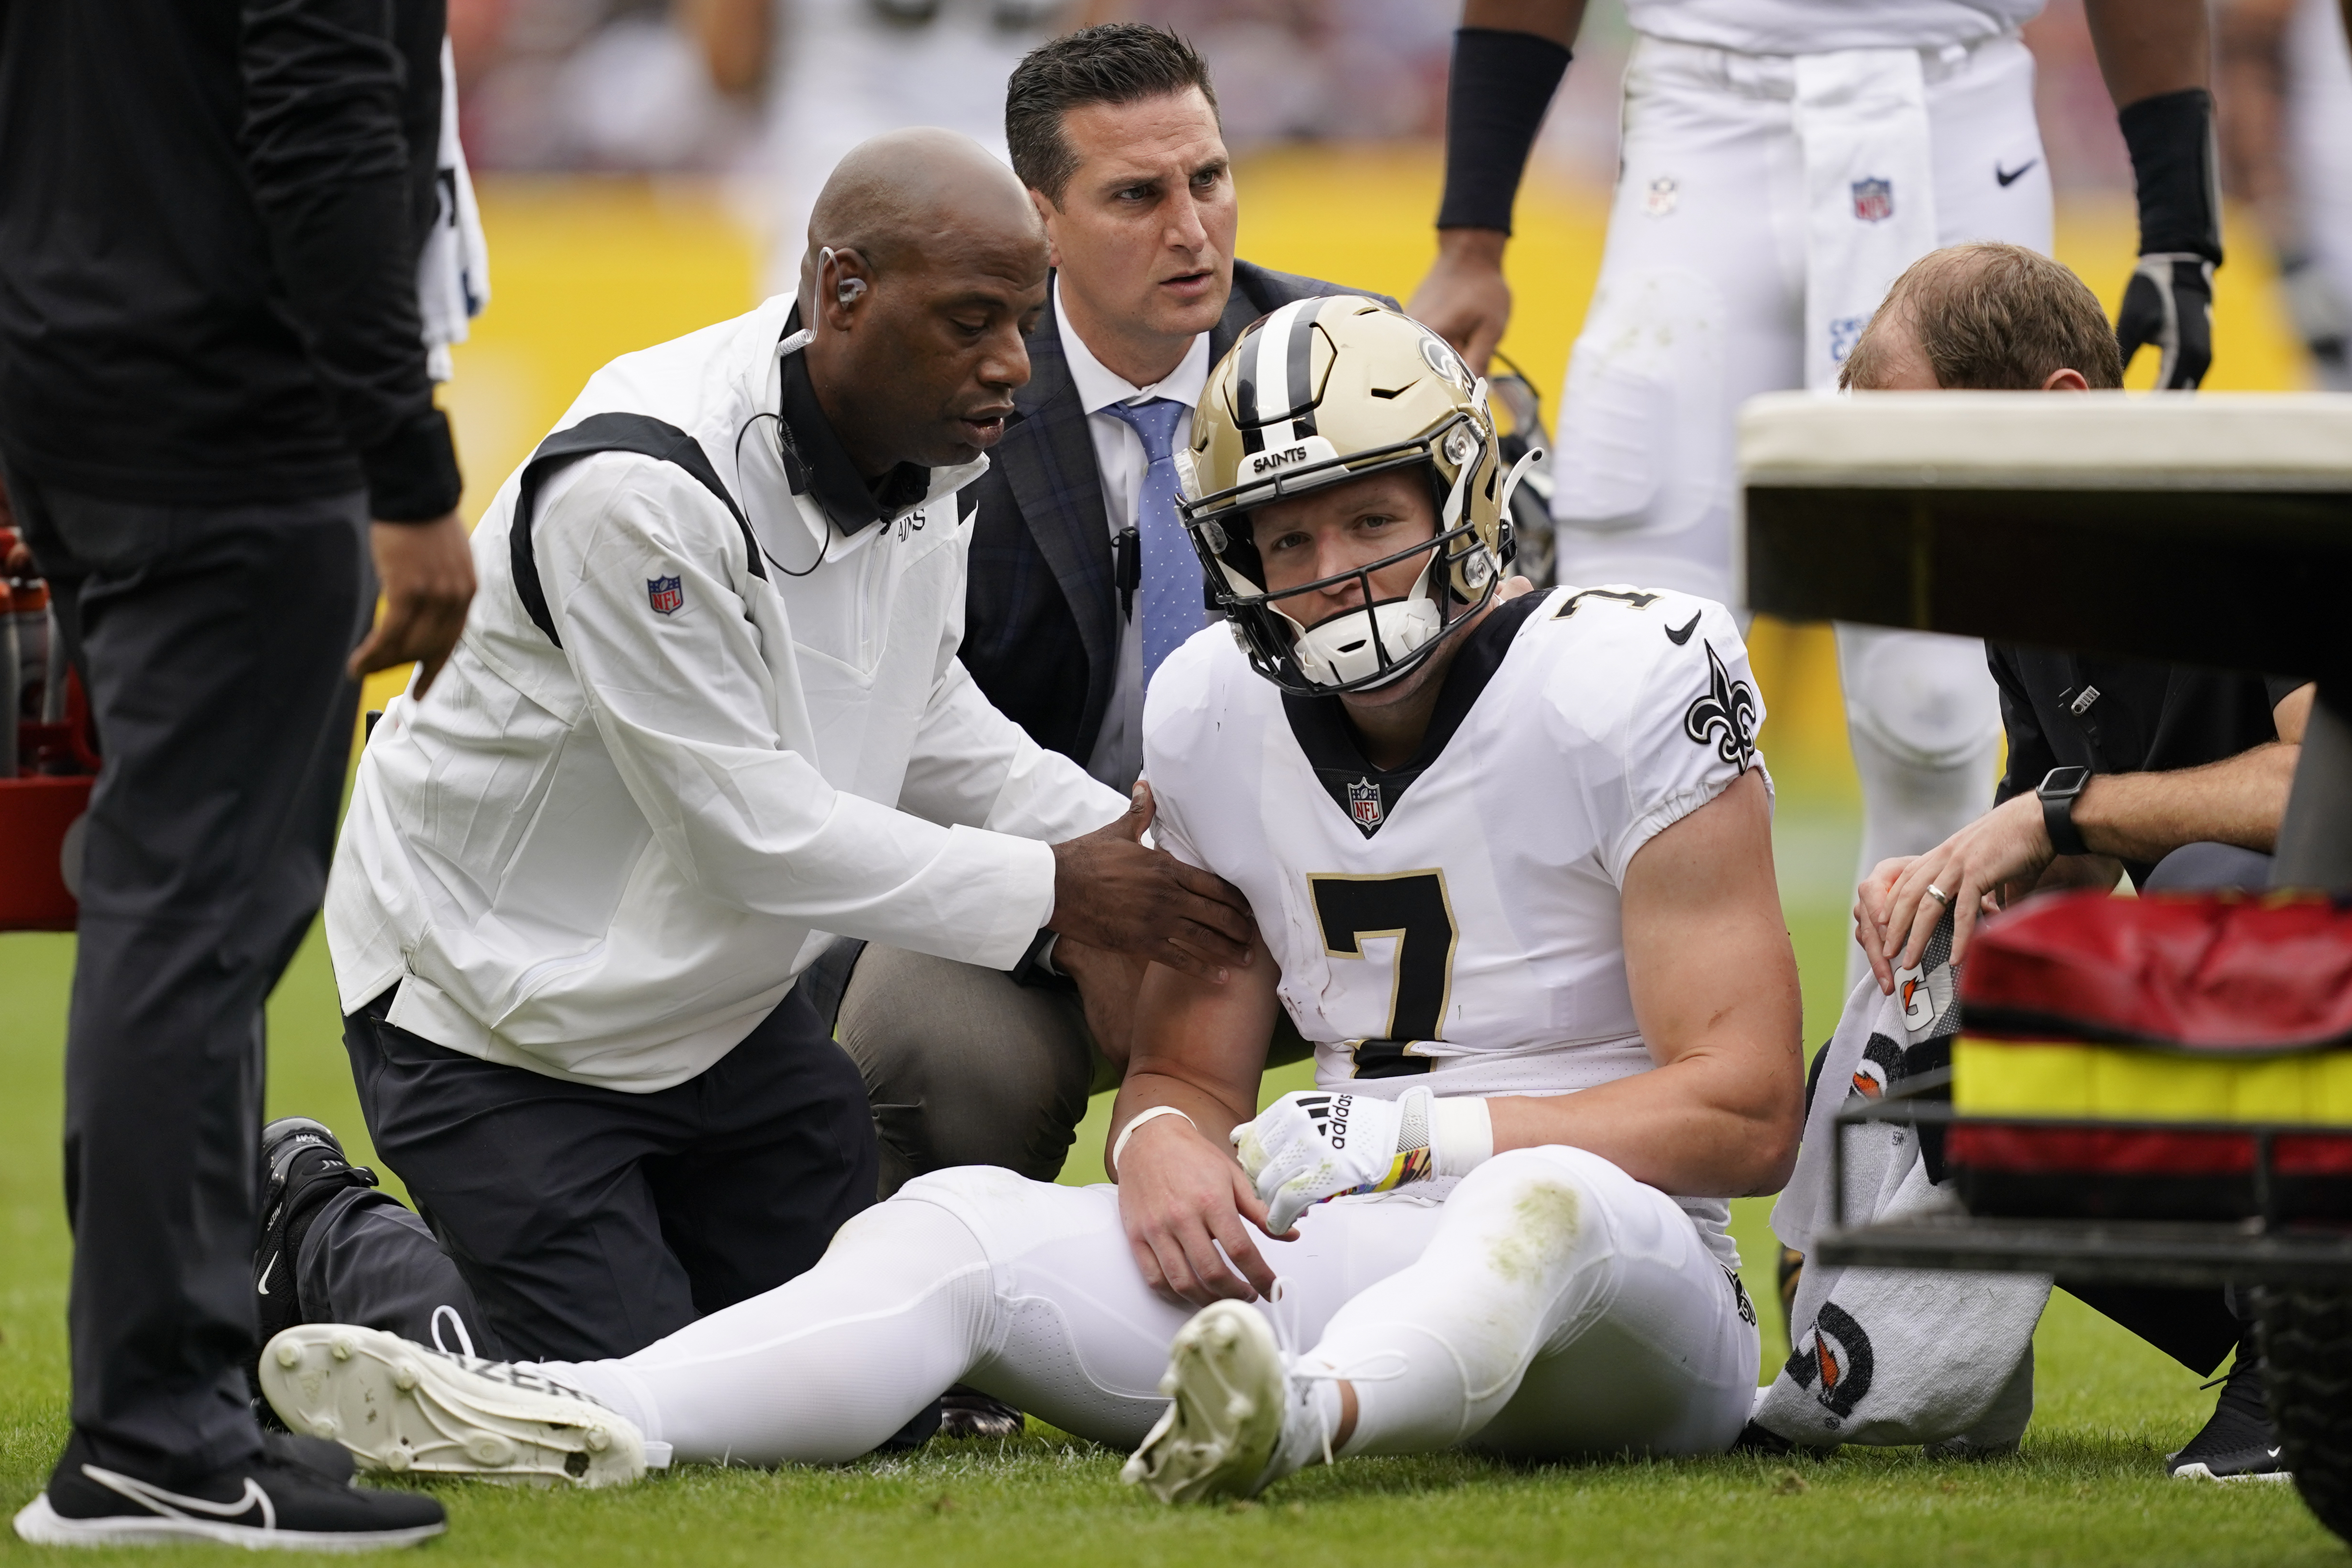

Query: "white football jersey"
<box><xmin>1146</xmin><ymin>584</ymin><xmax>1768</xmax><ymax>1097</ymax></box>
<box><xmin>1623</xmin><ymin>0</ymin><xmax>2043</xmax><ymax>54</ymax></box>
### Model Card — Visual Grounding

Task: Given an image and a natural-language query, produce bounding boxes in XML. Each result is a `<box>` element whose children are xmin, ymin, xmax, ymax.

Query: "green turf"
<box><xmin>1</xmin><ymin>818</ymin><xmax>2340</xmax><ymax>1563</ymax></box>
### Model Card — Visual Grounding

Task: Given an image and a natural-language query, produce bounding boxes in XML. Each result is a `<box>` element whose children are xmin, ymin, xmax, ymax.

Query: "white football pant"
<box><xmin>1551</xmin><ymin>31</ymin><xmax>2045</xmax><ymax>959</ymax></box>
<box><xmin>537</xmin><ymin>1146</ymin><xmax>1757</xmax><ymax>1467</ymax></box>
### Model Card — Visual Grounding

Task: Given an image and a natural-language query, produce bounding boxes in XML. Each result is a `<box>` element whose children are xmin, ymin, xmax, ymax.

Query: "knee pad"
<box><xmin>1552</xmin><ymin>267</ymin><xmax>1730</xmax><ymax>542</ymax></box>
<box><xmin>1835</xmin><ymin>625</ymin><xmax>2001</xmax><ymax>770</ymax></box>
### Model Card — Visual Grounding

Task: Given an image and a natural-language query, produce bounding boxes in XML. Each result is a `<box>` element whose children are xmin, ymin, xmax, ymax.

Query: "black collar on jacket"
<box><xmin>777</xmin><ymin>311</ymin><xmax>930</xmax><ymax>535</ymax></box>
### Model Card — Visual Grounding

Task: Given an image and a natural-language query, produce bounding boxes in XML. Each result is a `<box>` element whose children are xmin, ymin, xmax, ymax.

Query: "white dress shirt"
<box><xmin>328</xmin><ymin>295</ymin><xmax>1127</xmax><ymax>1092</ymax></box>
<box><xmin>1055</xmin><ymin>280</ymin><xmax>1212</xmax><ymax>790</ymax></box>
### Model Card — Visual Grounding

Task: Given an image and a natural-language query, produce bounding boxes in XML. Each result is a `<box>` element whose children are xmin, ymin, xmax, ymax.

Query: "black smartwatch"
<box><xmin>2036</xmin><ymin>766</ymin><xmax>2092</xmax><ymax>857</ymax></box>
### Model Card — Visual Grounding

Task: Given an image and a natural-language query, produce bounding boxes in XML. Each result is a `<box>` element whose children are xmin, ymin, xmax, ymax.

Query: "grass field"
<box><xmin>3</xmin><ymin>152</ymin><xmax>2343</xmax><ymax>1561</ymax></box>
<box><xmin>2</xmin><ymin>891</ymin><xmax>2340</xmax><ymax>1564</ymax></box>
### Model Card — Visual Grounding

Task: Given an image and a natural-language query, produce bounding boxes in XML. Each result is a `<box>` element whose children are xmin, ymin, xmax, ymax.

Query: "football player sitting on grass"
<box><xmin>255</xmin><ymin>300</ymin><xmax>1804</xmax><ymax>1501</ymax></box>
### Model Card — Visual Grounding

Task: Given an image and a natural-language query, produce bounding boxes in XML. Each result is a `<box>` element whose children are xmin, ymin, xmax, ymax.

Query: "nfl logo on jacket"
<box><xmin>1850</xmin><ymin>178</ymin><xmax>1893</xmax><ymax>223</ymax></box>
<box><xmin>646</xmin><ymin>575</ymin><xmax>683</xmax><ymax>615</ymax></box>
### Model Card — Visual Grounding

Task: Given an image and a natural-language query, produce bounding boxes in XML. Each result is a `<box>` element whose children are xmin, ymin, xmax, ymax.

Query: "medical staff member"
<box><xmin>325</xmin><ymin>130</ymin><xmax>1254</xmax><ymax>1367</ymax></box>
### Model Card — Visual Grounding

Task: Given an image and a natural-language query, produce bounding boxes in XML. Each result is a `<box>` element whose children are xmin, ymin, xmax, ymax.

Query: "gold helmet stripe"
<box><xmin>1234</xmin><ymin>296</ymin><xmax>1326</xmax><ymax>456</ymax></box>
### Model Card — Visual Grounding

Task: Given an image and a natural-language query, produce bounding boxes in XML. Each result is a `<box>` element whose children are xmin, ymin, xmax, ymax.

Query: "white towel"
<box><xmin>1756</xmin><ymin>912</ymin><xmax>2050</xmax><ymax>1449</ymax></box>
<box><xmin>1794</xmin><ymin>48</ymin><xmax>1939</xmax><ymax>391</ymax></box>
<box><xmin>416</xmin><ymin>36</ymin><xmax>490</xmax><ymax>385</ymax></box>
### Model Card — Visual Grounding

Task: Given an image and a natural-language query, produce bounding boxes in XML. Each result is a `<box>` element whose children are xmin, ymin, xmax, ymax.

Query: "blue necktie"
<box><xmin>1101</xmin><ymin>396</ymin><xmax>1205</xmax><ymax>690</ymax></box>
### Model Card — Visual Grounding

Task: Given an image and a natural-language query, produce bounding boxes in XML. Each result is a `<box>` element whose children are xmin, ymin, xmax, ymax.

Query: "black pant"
<box><xmin>342</xmin><ymin>984</ymin><xmax>878</xmax><ymax>1362</ymax></box>
<box><xmin>11</xmin><ymin>471</ymin><xmax>371</xmax><ymax>1483</ymax></box>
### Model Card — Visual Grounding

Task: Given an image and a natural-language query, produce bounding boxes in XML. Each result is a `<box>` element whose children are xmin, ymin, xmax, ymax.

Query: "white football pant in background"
<box><xmin>1550</xmin><ymin>30</ymin><xmax>2039</xmax><ymax>959</ymax></box>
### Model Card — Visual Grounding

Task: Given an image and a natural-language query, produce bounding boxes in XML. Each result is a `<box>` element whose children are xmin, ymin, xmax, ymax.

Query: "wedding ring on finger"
<box><xmin>1926</xmin><ymin>885</ymin><xmax>1953</xmax><ymax>909</ymax></box>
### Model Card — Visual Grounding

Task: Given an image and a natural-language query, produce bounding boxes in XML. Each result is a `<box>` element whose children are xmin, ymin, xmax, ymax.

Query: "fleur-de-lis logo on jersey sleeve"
<box><xmin>1682</xmin><ymin>640</ymin><xmax>1758</xmax><ymax>772</ymax></box>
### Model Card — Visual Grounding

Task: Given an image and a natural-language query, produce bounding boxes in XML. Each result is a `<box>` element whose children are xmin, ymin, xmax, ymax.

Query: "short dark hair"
<box><xmin>1005</xmin><ymin>24</ymin><xmax>1218</xmax><ymax>207</ymax></box>
<box><xmin>1842</xmin><ymin>243</ymin><xmax>2124</xmax><ymax>391</ymax></box>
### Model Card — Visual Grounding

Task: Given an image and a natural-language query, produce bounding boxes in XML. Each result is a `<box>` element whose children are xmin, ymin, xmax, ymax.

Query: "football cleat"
<box><xmin>258</xmin><ymin>1325</ymin><xmax>645</xmax><ymax>1489</ymax></box>
<box><xmin>1123</xmin><ymin>1301</ymin><xmax>1334</xmax><ymax>1504</ymax></box>
<box><xmin>937</xmin><ymin>1386</ymin><xmax>1024</xmax><ymax>1441</ymax></box>
<box><xmin>2167</xmin><ymin>1350</ymin><xmax>2290</xmax><ymax>1483</ymax></box>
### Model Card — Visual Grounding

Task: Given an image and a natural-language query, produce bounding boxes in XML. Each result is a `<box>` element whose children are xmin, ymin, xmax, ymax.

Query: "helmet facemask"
<box><xmin>1183</xmin><ymin>410</ymin><xmax>1506</xmax><ymax>697</ymax></box>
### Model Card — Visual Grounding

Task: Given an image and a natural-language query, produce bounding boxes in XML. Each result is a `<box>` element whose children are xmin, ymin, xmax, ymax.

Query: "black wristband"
<box><xmin>1009</xmin><ymin>928</ymin><xmax>1075</xmax><ymax>993</ymax></box>
<box><xmin>2117</xmin><ymin>87</ymin><xmax>2222</xmax><ymax>264</ymax></box>
<box><xmin>362</xmin><ymin>407</ymin><xmax>464</xmax><ymax>523</ymax></box>
<box><xmin>1436</xmin><ymin>28</ymin><xmax>1572</xmax><ymax>236</ymax></box>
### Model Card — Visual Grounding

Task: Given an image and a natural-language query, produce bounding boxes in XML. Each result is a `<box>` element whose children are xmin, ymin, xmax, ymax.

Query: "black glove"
<box><xmin>2115</xmin><ymin>89</ymin><xmax>2222</xmax><ymax>391</ymax></box>
<box><xmin>2115</xmin><ymin>253</ymin><xmax>2214</xmax><ymax>390</ymax></box>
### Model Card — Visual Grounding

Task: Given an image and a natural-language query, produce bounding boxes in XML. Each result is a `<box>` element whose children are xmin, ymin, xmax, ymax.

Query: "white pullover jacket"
<box><xmin>327</xmin><ymin>296</ymin><xmax>1127</xmax><ymax>1091</ymax></box>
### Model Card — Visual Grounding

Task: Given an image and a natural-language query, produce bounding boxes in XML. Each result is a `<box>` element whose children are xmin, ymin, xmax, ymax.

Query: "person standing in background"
<box><xmin>2218</xmin><ymin>0</ymin><xmax>2352</xmax><ymax>390</ymax></box>
<box><xmin>684</xmin><ymin>0</ymin><xmax>1089</xmax><ymax>298</ymax></box>
<box><xmin>0</xmin><ymin>0</ymin><xmax>477</xmax><ymax>1548</ymax></box>
<box><xmin>1406</xmin><ymin>0</ymin><xmax>2218</xmax><ymax>991</ymax></box>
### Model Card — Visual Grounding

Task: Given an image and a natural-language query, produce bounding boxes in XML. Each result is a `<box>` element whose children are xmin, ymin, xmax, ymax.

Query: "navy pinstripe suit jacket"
<box><xmin>959</xmin><ymin>260</ymin><xmax>1394</xmax><ymax>767</ymax></box>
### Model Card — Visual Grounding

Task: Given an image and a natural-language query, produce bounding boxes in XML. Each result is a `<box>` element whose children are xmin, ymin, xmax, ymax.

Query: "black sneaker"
<box><xmin>252</xmin><ymin>1118</ymin><xmax>379</xmax><ymax>1404</ymax></box>
<box><xmin>938</xmin><ymin>1386</ymin><xmax>1024</xmax><ymax>1440</ymax></box>
<box><xmin>12</xmin><ymin>1431</ymin><xmax>444</xmax><ymax>1549</ymax></box>
<box><xmin>2167</xmin><ymin>1348</ymin><xmax>2289</xmax><ymax>1482</ymax></box>
<box><xmin>263</xmin><ymin>1432</ymin><xmax>354</xmax><ymax>1486</ymax></box>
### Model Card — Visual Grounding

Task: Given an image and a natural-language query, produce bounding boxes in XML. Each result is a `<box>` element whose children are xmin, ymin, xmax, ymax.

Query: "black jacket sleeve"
<box><xmin>1988</xmin><ymin>643</ymin><xmax>2055</xmax><ymax>807</ymax></box>
<box><xmin>240</xmin><ymin>0</ymin><xmax>460</xmax><ymax>521</ymax></box>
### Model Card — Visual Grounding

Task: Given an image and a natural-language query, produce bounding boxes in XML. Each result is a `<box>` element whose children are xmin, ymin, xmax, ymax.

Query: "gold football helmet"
<box><xmin>1175</xmin><ymin>295</ymin><xmax>1535</xmax><ymax>695</ymax></box>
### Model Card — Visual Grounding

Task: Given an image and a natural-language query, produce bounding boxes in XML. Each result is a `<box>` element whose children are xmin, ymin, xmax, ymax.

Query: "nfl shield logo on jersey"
<box><xmin>1347</xmin><ymin>777</ymin><xmax>1384</xmax><ymax>830</ymax></box>
<box><xmin>1851</xmin><ymin>177</ymin><xmax>1894</xmax><ymax>223</ymax></box>
<box><xmin>646</xmin><ymin>575</ymin><xmax>683</xmax><ymax>615</ymax></box>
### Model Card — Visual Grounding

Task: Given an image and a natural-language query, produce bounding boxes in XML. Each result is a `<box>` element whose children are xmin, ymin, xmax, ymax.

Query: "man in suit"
<box><xmin>828</xmin><ymin>25</ymin><xmax>1388</xmax><ymax>1206</ymax></box>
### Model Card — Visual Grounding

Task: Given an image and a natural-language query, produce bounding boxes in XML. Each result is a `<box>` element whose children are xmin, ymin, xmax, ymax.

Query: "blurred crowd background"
<box><xmin>445</xmin><ymin>0</ymin><xmax>2144</xmax><ymax>187</ymax></box>
<box><xmin>419</xmin><ymin>0</ymin><xmax>2331</xmax><ymax>1047</ymax></box>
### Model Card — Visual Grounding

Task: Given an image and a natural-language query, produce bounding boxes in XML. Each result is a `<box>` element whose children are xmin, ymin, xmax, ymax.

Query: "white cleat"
<box><xmin>258</xmin><ymin>1325</ymin><xmax>646</xmax><ymax>1489</ymax></box>
<box><xmin>1122</xmin><ymin>1301</ymin><xmax>1291</xmax><ymax>1504</ymax></box>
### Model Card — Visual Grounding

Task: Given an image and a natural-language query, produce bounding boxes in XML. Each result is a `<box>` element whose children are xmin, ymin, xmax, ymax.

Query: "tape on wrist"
<box><xmin>1110</xmin><ymin>1105</ymin><xmax>1195</xmax><ymax>1178</ymax></box>
<box><xmin>1431</xmin><ymin>1096</ymin><xmax>1496</xmax><ymax>1180</ymax></box>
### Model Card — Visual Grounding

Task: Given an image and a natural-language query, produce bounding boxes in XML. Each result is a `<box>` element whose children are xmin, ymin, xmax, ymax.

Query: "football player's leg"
<box><xmin>1550</xmin><ymin>38</ymin><xmax>1804</xmax><ymax>607</ymax></box>
<box><xmin>1837</xmin><ymin>622</ymin><xmax>2005</xmax><ymax>989</ymax></box>
<box><xmin>1832</xmin><ymin>30</ymin><xmax>2053</xmax><ymax>989</ymax></box>
<box><xmin>1307</xmin><ymin>1146</ymin><xmax>1755</xmax><ymax>1462</ymax></box>
<box><xmin>533</xmin><ymin>1190</ymin><xmax>1001</xmax><ymax>1465</ymax></box>
<box><xmin>534</xmin><ymin>1169</ymin><xmax>1283</xmax><ymax>1465</ymax></box>
<box><xmin>936</xmin><ymin>1172</ymin><xmax>1442</xmax><ymax>1453</ymax></box>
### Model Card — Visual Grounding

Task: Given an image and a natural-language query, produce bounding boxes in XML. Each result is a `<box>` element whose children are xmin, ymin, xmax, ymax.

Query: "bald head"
<box><xmin>806</xmin><ymin>128</ymin><xmax>1043</xmax><ymax>286</ymax></box>
<box><xmin>796</xmin><ymin>129</ymin><xmax>1051</xmax><ymax>477</ymax></box>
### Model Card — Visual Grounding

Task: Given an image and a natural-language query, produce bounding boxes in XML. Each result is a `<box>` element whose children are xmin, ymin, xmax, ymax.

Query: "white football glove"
<box><xmin>1234</xmin><ymin>1089</ymin><xmax>1426</xmax><ymax>1234</ymax></box>
<box><xmin>1234</xmin><ymin>1087</ymin><xmax>1497</xmax><ymax>1234</ymax></box>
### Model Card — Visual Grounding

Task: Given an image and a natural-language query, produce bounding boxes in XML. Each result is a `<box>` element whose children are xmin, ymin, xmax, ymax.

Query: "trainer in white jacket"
<box><xmin>320</xmin><ymin>131</ymin><xmax>1256</xmax><ymax>1367</ymax></box>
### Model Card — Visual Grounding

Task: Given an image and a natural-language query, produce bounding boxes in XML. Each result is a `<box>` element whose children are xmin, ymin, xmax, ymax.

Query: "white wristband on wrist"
<box><xmin>1110</xmin><ymin>1105</ymin><xmax>1195</xmax><ymax>1178</ymax></box>
<box><xmin>1430</xmin><ymin>1095</ymin><xmax>1496</xmax><ymax>1180</ymax></box>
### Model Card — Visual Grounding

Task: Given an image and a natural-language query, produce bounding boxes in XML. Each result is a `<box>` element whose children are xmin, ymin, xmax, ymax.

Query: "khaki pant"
<box><xmin>835</xmin><ymin>945</ymin><xmax>1311</xmax><ymax>1196</ymax></box>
